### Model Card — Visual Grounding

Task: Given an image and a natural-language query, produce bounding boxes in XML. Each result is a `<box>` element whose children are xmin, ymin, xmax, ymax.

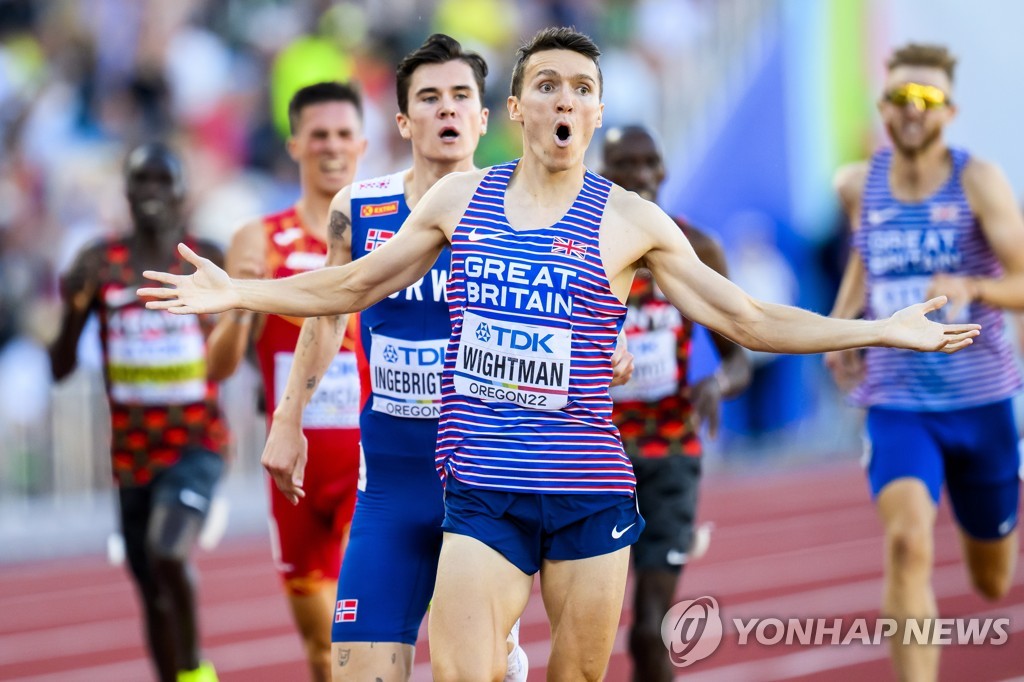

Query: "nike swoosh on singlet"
<box><xmin>611</xmin><ymin>523</ymin><xmax>636</xmax><ymax>539</ymax></box>
<box><xmin>467</xmin><ymin>229</ymin><xmax>496</xmax><ymax>242</ymax></box>
<box><xmin>866</xmin><ymin>206</ymin><xmax>901</xmax><ymax>226</ymax></box>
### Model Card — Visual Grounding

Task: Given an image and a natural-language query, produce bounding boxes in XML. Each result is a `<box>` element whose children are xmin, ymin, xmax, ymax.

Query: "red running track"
<box><xmin>1</xmin><ymin>459</ymin><xmax>1021</xmax><ymax>681</ymax></box>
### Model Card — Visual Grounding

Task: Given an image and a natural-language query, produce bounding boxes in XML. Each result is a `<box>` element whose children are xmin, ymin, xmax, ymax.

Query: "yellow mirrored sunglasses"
<box><xmin>883</xmin><ymin>82</ymin><xmax>950</xmax><ymax>111</ymax></box>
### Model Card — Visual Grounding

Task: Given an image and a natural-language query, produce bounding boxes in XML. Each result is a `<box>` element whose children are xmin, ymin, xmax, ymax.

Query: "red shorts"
<box><xmin>268</xmin><ymin>428</ymin><xmax>360</xmax><ymax>595</ymax></box>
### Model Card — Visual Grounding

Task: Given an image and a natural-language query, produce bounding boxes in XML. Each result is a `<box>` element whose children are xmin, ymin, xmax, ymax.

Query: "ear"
<box><xmin>285</xmin><ymin>136</ymin><xmax>299</xmax><ymax>162</ymax></box>
<box><xmin>480</xmin><ymin>107</ymin><xmax>490</xmax><ymax>136</ymax></box>
<box><xmin>595</xmin><ymin>102</ymin><xmax>604</xmax><ymax>129</ymax></box>
<box><xmin>356</xmin><ymin>136</ymin><xmax>369</xmax><ymax>158</ymax></box>
<box><xmin>396</xmin><ymin>112</ymin><xmax>412</xmax><ymax>140</ymax></box>
<box><xmin>507</xmin><ymin>96</ymin><xmax>522</xmax><ymax>123</ymax></box>
<box><xmin>945</xmin><ymin>101</ymin><xmax>959</xmax><ymax>124</ymax></box>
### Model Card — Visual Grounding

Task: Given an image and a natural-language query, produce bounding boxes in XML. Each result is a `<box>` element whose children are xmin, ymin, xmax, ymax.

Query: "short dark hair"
<box><xmin>510</xmin><ymin>27</ymin><xmax>602</xmax><ymax>99</ymax></box>
<box><xmin>124</xmin><ymin>141</ymin><xmax>185</xmax><ymax>190</ymax></box>
<box><xmin>288</xmin><ymin>81</ymin><xmax>363</xmax><ymax>135</ymax></box>
<box><xmin>887</xmin><ymin>43</ymin><xmax>957</xmax><ymax>82</ymax></box>
<box><xmin>395</xmin><ymin>34</ymin><xmax>488</xmax><ymax>115</ymax></box>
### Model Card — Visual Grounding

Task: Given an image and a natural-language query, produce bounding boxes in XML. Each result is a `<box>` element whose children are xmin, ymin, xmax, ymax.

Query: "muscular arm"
<box><xmin>609</xmin><ymin>192</ymin><xmax>976</xmax><ymax>355</ymax></box>
<box><xmin>49</xmin><ymin>243</ymin><xmax>103</xmax><ymax>381</ymax></box>
<box><xmin>274</xmin><ymin>192</ymin><xmax>354</xmax><ymax>424</ymax></box>
<box><xmin>205</xmin><ymin>221</ymin><xmax>264</xmax><ymax>381</ymax></box>
<box><xmin>138</xmin><ymin>172</ymin><xmax>480</xmax><ymax>317</ymax></box>
<box><xmin>828</xmin><ymin>163</ymin><xmax>869</xmax><ymax>319</ymax></box>
<box><xmin>685</xmin><ymin>225</ymin><xmax>751</xmax><ymax>399</ymax></box>
<box><xmin>932</xmin><ymin>158</ymin><xmax>1024</xmax><ymax>311</ymax></box>
<box><xmin>261</xmin><ymin>193</ymin><xmax>356</xmax><ymax>503</ymax></box>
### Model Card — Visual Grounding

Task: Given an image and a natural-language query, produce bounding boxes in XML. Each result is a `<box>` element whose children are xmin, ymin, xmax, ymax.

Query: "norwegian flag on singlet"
<box><xmin>364</xmin><ymin>229</ymin><xmax>394</xmax><ymax>253</ymax></box>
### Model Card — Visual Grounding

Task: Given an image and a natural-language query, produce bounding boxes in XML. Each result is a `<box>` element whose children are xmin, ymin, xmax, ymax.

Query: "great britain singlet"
<box><xmin>436</xmin><ymin>161</ymin><xmax>634</xmax><ymax>494</ymax></box>
<box><xmin>98</xmin><ymin>238</ymin><xmax>227</xmax><ymax>486</ymax></box>
<box><xmin>253</xmin><ymin>207</ymin><xmax>361</xmax><ymax>434</ymax></box>
<box><xmin>851</xmin><ymin>146</ymin><xmax>1022</xmax><ymax>410</ymax></box>
<box><xmin>349</xmin><ymin>172</ymin><xmax>451</xmax><ymax>454</ymax></box>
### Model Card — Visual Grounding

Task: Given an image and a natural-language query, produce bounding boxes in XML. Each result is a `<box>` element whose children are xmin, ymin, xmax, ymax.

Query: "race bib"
<box><xmin>609</xmin><ymin>328</ymin><xmax>678</xmax><ymax>403</ymax></box>
<box><xmin>274</xmin><ymin>352</ymin><xmax>360</xmax><ymax>429</ymax></box>
<box><xmin>871</xmin><ymin>276</ymin><xmax>969</xmax><ymax>323</ymax></box>
<box><xmin>369</xmin><ymin>334</ymin><xmax>445</xmax><ymax>419</ymax></box>
<box><xmin>453</xmin><ymin>311</ymin><xmax>571</xmax><ymax>411</ymax></box>
<box><xmin>107</xmin><ymin>308</ymin><xmax>207</xmax><ymax>404</ymax></box>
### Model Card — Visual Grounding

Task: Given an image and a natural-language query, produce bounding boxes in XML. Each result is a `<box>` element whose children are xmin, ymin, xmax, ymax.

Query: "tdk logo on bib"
<box><xmin>369</xmin><ymin>334</ymin><xmax>446</xmax><ymax>419</ymax></box>
<box><xmin>482</xmin><ymin>323</ymin><xmax>555</xmax><ymax>353</ymax></box>
<box><xmin>455</xmin><ymin>312</ymin><xmax>572</xmax><ymax>411</ymax></box>
<box><xmin>382</xmin><ymin>343</ymin><xmax>443</xmax><ymax>366</ymax></box>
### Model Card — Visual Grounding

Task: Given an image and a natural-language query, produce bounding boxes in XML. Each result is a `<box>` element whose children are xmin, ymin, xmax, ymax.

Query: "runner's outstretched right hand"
<box><xmin>139</xmin><ymin>243</ymin><xmax>241</xmax><ymax>315</ymax></box>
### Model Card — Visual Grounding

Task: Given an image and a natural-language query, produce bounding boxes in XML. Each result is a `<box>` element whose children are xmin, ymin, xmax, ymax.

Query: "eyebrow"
<box><xmin>533</xmin><ymin>69</ymin><xmax>597</xmax><ymax>85</ymax></box>
<box><xmin>414</xmin><ymin>84</ymin><xmax>474</xmax><ymax>97</ymax></box>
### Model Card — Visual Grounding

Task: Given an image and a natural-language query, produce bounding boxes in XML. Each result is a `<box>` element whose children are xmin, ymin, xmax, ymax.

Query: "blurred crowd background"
<box><xmin>2</xmin><ymin>0</ymin><xmax>1023</xmax><ymax>559</ymax></box>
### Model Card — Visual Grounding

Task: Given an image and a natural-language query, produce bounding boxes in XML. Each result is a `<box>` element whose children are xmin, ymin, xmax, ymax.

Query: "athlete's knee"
<box><xmin>569</xmin><ymin>655</ymin><xmax>609</xmax><ymax>682</ymax></box>
<box><xmin>969</xmin><ymin>568</ymin><xmax>1011</xmax><ymax>601</ymax></box>
<box><xmin>300</xmin><ymin>622</ymin><xmax>332</xmax><ymax>667</ymax></box>
<box><xmin>303</xmin><ymin>639</ymin><xmax>331</xmax><ymax>682</ymax></box>
<box><xmin>885</xmin><ymin>524</ymin><xmax>933</xmax><ymax>574</ymax></box>
<box><xmin>148</xmin><ymin>549</ymin><xmax>194</xmax><ymax>595</ymax></box>
<box><xmin>881</xmin><ymin>502</ymin><xmax>934</xmax><ymax>575</ymax></box>
<box><xmin>966</xmin><ymin>546</ymin><xmax>1014</xmax><ymax>601</ymax></box>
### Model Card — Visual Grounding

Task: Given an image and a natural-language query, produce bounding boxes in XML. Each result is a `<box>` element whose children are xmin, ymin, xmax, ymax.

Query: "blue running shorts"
<box><xmin>331</xmin><ymin>447</ymin><xmax>444</xmax><ymax>645</ymax></box>
<box><xmin>441</xmin><ymin>474</ymin><xmax>645</xmax><ymax>575</ymax></box>
<box><xmin>865</xmin><ymin>399</ymin><xmax>1020</xmax><ymax>540</ymax></box>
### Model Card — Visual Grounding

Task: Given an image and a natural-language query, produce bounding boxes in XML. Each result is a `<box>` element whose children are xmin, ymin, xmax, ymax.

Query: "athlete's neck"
<box><xmin>889</xmin><ymin>141</ymin><xmax>951</xmax><ymax>202</ymax></box>
<box><xmin>405</xmin><ymin>155</ymin><xmax>477</xmax><ymax>208</ymax></box>
<box><xmin>516</xmin><ymin>155</ymin><xmax>585</xmax><ymax>199</ymax></box>
<box><xmin>294</xmin><ymin>190</ymin><xmax>335</xmax><ymax>241</ymax></box>
<box><xmin>132</xmin><ymin>222</ymin><xmax>185</xmax><ymax>260</ymax></box>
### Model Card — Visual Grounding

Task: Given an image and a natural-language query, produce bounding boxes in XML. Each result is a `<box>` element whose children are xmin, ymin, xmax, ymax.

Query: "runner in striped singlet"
<box><xmin>254</xmin><ymin>38</ymin><xmax>527</xmax><ymax>682</ymax></box>
<box><xmin>827</xmin><ymin>43</ymin><xmax>1024</xmax><ymax>681</ymax></box>
<box><xmin>141</xmin><ymin>28</ymin><xmax>982</xmax><ymax>682</ymax></box>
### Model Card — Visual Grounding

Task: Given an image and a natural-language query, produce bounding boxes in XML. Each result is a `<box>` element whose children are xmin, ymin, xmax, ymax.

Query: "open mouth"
<box><xmin>554</xmin><ymin>123</ymin><xmax>572</xmax><ymax>147</ymax></box>
<box><xmin>440</xmin><ymin>126</ymin><xmax>460</xmax><ymax>141</ymax></box>
<box><xmin>138</xmin><ymin>198</ymin><xmax>166</xmax><ymax>216</ymax></box>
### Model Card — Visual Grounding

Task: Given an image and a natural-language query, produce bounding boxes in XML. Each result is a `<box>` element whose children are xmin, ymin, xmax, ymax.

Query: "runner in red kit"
<box><xmin>205</xmin><ymin>82</ymin><xmax>365</xmax><ymax>682</ymax></box>
<box><xmin>49</xmin><ymin>143</ymin><xmax>226</xmax><ymax>682</ymax></box>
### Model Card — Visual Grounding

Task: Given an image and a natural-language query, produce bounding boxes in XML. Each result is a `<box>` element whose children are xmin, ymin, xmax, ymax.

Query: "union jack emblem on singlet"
<box><xmin>364</xmin><ymin>229</ymin><xmax>394</xmax><ymax>252</ymax></box>
<box><xmin>551</xmin><ymin>236</ymin><xmax>588</xmax><ymax>260</ymax></box>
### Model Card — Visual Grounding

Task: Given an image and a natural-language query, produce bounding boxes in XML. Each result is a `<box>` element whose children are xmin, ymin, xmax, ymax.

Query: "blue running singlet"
<box><xmin>332</xmin><ymin>171</ymin><xmax>451</xmax><ymax>645</ymax></box>
<box><xmin>349</xmin><ymin>172</ymin><xmax>451</xmax><ymax>449</ymax></box>
<box><xmin>851</xmin><ymin>146</ymin><xmax>1022</xmax><ymax>410</ymax></box>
